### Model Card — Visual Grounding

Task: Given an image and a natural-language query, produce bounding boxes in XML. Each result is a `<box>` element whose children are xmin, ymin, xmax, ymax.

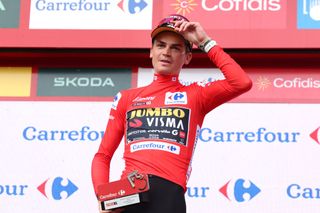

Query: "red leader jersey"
<box><xmin>91</xmin><ymin>46</ymin><xmax>252</xmax><ymax>194</ymax></box>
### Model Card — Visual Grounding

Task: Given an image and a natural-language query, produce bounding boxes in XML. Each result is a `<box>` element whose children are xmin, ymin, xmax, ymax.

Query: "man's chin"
<box><xmin>156</xmin><ymin>70</ymin><xmax>174</xmax><ymax>75</ymax></box>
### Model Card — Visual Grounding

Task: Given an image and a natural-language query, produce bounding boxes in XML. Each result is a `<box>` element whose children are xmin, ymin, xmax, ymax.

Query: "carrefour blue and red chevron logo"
<box><xmin>310</xmin><ymin>127</ymin><xmax>320</xmax><ymax>144</ymax></box>
<box><xmin>37</xmin><ymin>177</ymin><xmax>78</xmax><ymax>200</ymax></box>
<box><xmin>165</xmin><ymin>92</ymin><xmax>187</xmax><ymax>105</ymax></box>
<box><xmin>219</xmin><ymin>179</ymin><xmax>261</xmax><ymax>202</ymax></box>
<box><xmin>118</xmin><ymin>0</ymin><xmax>148</xmax><ymax>14</ymax></box>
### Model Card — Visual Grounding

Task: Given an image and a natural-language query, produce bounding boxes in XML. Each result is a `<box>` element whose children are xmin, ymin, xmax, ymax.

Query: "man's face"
<box><xmin>150</xmin><ymin>31</ymin><xmax>192</xmax><ymax>75</ymax></box>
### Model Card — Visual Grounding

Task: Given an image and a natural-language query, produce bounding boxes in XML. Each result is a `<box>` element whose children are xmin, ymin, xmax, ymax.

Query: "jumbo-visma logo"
<box><xmin>118</xmin><ymin>0</ymin><xmax>148</xmax><ymax>14</ymax></box>
<box><xmin>219</xmin><ymin>179</ymin><xmax>261</xmax><ymax>202</ymax></box>
<box><xmin>37</xmin><ymin>177</ymin><xmax>78</xmax><ymax>200</ymax></box>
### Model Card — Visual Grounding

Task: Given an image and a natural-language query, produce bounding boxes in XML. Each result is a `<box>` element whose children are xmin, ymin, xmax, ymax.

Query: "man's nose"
<box><xmin>163</xmin><ymin>46</ymin><xmax>171</xmax><ymax>55</ymax></box>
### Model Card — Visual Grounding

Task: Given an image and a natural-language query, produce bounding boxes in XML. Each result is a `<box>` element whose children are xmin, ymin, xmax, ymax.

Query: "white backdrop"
<box><xmin>1</xmin><ymin>68</ymin><xmax>320</xmax><ymax>213</ymax></box>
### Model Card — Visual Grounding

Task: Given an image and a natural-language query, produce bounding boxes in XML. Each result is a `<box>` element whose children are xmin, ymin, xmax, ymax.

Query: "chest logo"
<box><xmin>165</xmin><ymin>92</ymin><xmax>187</xmax><ymax>105</ymax></box>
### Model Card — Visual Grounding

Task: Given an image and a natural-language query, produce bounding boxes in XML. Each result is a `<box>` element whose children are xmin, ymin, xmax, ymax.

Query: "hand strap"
<box><xmin>198</xmin><ymin>39</ymin><xmax>217</xmax><ymax>53</ymax></box>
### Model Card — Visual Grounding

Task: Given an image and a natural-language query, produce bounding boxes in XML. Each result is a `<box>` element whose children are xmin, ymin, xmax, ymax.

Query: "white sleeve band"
<box><xmin>203</xmin><ymin>40</ymin><xmax>217</xmax><ymax>53</ymax></box>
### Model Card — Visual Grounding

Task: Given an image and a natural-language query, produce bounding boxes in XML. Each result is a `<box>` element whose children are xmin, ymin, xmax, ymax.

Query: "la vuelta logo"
<box><xmin>310</xmin><ymin>127</ymin><xmax>320</xmax><ymax>144</ymax></box>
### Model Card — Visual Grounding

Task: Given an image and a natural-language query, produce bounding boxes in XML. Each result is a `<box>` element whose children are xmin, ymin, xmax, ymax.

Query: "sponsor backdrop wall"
<box><xmin>1</xmin><ymin>65</ymin><xmax>320</xmax><ymax>212</ymax></box>
<box><xmin>1</xmin><ymin>0</ymin><xmax>320</xmax><ymax>48</ymax></box>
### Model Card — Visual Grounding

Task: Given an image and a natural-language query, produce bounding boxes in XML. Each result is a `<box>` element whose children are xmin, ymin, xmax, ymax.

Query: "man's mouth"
<box><xmin>160</xmin><ymin>59</ymin><xmax>171</xmax><ymax>64</ymax></box>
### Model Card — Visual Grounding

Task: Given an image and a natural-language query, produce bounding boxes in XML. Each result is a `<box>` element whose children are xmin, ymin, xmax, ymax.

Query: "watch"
<box><xmin>198</xmin><ymin>39</ymin><xmax>217</xmax><ymax>53</ymax></box>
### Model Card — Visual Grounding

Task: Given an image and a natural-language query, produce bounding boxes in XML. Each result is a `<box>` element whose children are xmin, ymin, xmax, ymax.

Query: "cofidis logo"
<box><xmin>169</xmin><ymin>0</ymin><xmax>286</xmax><ymax>29</ymax></box>
<box><xmin>219</xmin><ymin>179</ymin><xmax>261</xmax><ymax>202</ymax></box>
<box><xmin>252</xmin><ymin>74</ymin><xmax>320</xmax><ymax>103</ymax></box>
<box><xmin>37</xmin><ymin>177</ymin><xmax>78</xmax><ymax>200</ymax></box>
<box><xmin>297</xmin><ymin>0</ymin><xmax>320</xmax><ymax>29</ymax></box>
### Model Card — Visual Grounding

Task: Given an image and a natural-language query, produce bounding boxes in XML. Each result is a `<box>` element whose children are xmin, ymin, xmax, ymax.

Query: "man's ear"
<box><xmin>149</xmin><ymin>48</ymin><xmax>153</xmax><ymax>58</ymax></box>
<box><xmin>184</xmin><ymin>52</ymin><xmax>192</xmax><ymax>65</ymax></box>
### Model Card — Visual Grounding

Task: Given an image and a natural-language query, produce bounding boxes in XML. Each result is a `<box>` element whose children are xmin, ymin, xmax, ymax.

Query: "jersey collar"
<box><xmin>153</xmin><ymin>73</ymin><xmax>179</xmax><ymax>83</ymax></box>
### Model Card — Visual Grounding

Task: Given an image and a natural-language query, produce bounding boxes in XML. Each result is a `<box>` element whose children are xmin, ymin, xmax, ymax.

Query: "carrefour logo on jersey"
<box><xmin>219</xmin><ymin>179</ymin><xmax>261</xmax><ymax>202</ymax></box>
<box><xmin>199</xmin><ymin>127</ymin><xmax>300</xmax><ymax>143</ymax></box>
<box><xmin>130</xmin><ymin>141</ymin><xmax>180</xmax><ymax>154</ymax></box>
<box><xmin>30</xmin><ymin>0</ymin><xmax>153</xmax><ymax>29</ymax></box>
<box><xmin>165</xmin><ymin>92</ymin><xmax>187</xmax><ymax>105</ymax></box>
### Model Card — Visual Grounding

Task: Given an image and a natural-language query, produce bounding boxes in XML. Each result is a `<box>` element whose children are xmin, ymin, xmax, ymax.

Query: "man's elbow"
<box><xmin>240</xmin><ymin>77</ymin><xmax>253</xmax><ymax>92</ymax></box>
<box><xmin>232</xmin><ymin>77</ymin><xmax>252</xmax><ymax>94</ymax></box>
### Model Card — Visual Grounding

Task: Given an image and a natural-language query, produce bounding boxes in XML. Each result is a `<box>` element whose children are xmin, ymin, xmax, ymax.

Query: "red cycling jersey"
<box><xmin>91</xmin><ymin>46</ymin><xmax>252</xmax><ymax>194</ymax></box>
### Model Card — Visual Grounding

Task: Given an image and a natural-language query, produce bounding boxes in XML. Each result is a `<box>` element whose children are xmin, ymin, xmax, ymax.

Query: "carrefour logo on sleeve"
<box><xmin>219</xmin><ymin>179</ymin><xmax>261</xmax><ymax>202</ymax></box>
<box><xmin>37</xmin><ymin>177</ymin><xmax>78</xmax><ymax>200</ymax></box>
<box><xmin>297</xmin><ymin>0</ymin><xmax>320</xmax><ymax>29</ymax></box>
